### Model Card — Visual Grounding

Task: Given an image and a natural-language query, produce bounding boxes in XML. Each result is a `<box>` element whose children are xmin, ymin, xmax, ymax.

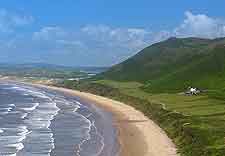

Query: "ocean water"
<box><xmin>0</xmin><ymin>82</ymin><xmax>118</xmax><ymax>156</ymax></box>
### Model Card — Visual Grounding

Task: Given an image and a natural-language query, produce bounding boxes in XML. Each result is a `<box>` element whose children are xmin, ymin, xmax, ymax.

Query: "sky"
<box><xmin>0</xmin><ymin>0</ymin><xmax>225</xmax><ymax>66</ymax></box>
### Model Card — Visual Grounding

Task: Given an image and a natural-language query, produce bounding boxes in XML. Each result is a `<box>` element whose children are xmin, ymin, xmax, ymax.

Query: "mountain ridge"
<box><xmin>98</xmin><ymin>37</ymin><xmax>225</xmax><ymax>92</ymax></box>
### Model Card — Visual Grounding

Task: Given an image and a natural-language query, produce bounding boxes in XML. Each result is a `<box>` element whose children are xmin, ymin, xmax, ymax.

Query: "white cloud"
<box><xmin>35</xmin><ymin>12</ymin><xmax>225</xmax><ymax>65</ymax></box>
<box><xmin>151</xmin><ymin>30</ymin><xmax>171</xmax><ymax>43</ymax></box>
<box><xmin>56</xmin><ymin>40</ymin><xmax>83</xmax><ymax>46</ymax></box>
<box><xmin>33</xmin><ymin>26</ymin><xmax>67</xmax><ymax>40</ymax></box>
<box><xmin>81</xmin><ymin>25</ymin><xmax>111</xmax><ymax>34</ymax></box>
<box><xmin>174</xmin><ymin>11</ymin><xmax>225</xmax><ymax>38</ymax></box>
<box><xmin>1</xmin><ymin>11</ymin><xmax>225</xmax><ymax>66</ymax></box>
<box><xmin>0</xmin><ymin>9</ymin><xmax>34</xmax><ymax>33</ymax></box>
<box><xmin>81</xmin><ymin>25</ymin><xmax>152</xmax><ymax>51</ymax></box>
<box><xmin>127</xmin><ymin>28</ymin><xmax>150</xmax><ymax>38</ymax></box>
<box><xmin>26</xmin><ymin>25</ymin><xmax>154</xmax><ymax>65</ymax></box>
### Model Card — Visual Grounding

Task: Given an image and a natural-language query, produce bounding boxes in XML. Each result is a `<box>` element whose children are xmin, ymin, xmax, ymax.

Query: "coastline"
<box><xmin>0</xmin><ymin>81</ymin><xmax>119</xmax><ymax>156</ymax></box>
<box><xmin>34</xmin><ymin>84</ymin><xmax>178</xmax><ymax>156</ymax></box>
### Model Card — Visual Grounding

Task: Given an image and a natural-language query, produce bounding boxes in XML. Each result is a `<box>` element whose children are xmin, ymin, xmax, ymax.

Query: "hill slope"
<box><xmin>61</xmin><ymin>37</ymin><xmax>225</xmax><ymax>156</ymax></box>
<box><xmin>99</xmin><ymin>37</ymin><xmax>225</xmax><ymax>92</ymax></box>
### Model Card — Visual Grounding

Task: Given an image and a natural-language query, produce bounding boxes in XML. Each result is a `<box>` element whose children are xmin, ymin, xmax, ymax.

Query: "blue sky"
<box><xmin>0</xmin><ymin>0</ymin><xmax>225</xmax><ymax>66</ymax></box>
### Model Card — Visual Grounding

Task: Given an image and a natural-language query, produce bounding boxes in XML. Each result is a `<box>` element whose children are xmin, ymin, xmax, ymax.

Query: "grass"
<box><xmin>96</xmin><ymin>80</ymin><xmax>225</xmax><ymax>116</ymax></box>
<box><xmin>81</xmin><ymin>79</ymin><xmax>225</xmax><ymax>156</ymax></box>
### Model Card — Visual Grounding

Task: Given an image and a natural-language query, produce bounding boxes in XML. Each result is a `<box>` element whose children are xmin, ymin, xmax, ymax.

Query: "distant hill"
<box><xmin>0</xmin><ymin>63</ymin><xmax>75</xmax><ymax>70</ymax></box>
<box><xmin>98</xmin><ymin>37</ymin><xmax>225</xmax><ymax>92</ymax></box>
<box><xmin>0</xmin><ymin>63</ymin><xmax>108</xmax><ymax>79</ymax></box>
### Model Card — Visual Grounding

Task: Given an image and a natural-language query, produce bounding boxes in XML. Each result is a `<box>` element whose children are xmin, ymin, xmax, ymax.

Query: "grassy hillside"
<box><xmin>58</xmin><ymin>37</ymin><xmax>225</xmax><ymax>156</ymax></box>
<box><xmin>100</xmin><ymin>37</ymin><xmax>225</xmax><ymax>92</ymax></box>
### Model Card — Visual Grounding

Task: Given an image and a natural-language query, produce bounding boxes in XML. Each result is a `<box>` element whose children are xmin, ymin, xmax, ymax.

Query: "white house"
<box><xmin>190</xmin><ymin>88</ymin><xmax>197</xmax><ymax>95</ymax></box>
<box><xmin>186</xmin><ymin>87</ymin><xmax>200</xmax><ymax>95</ymax></box>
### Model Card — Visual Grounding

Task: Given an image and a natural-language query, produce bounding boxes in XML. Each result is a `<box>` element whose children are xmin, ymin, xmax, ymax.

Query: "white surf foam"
<box><xmin>1</xmin><ymin>84</ymin><xmax>65</xmax><ymax>155</ymax></box>
<box><xmin>8</xmin><ymin>85</ymin><xmax>51</xmax><ymax>100</ymax></box>
<box><xmin>76</xmin><ymin>101</ymin><xmax>82</xmax><ymax>105</ymax></box>
<box><xmin>6</xmin><ymin>143</ymin><xmax>24</xmax><ymax>151</ymax></box>
<box><xmin>75</xmin><ymin>111</ymin><xmax>105</xmax><ymax>156</ymax></box>
<box><xmin>20</xmin><ymin>103</ymin><xmax>39</xmax><ymax>112</ymax></box>
<box><xmin>0</xmin><ymin>106</ymin><xmax>14</xmax><ymax>115</ymax></box>
<box><xmin>20</xmin><ymin>90</ymin><xmax>60</xmax><ymax>155</ymax></box>
<box><xmin>21</xmin><ymin>113</ymin><xmax>28</xmax><ymax>119</ymax></box>
<box><xmin>8</xmin><ymin>104</ymin><xmax>15</xmax><ymax>107</ymax></box>
<box><xmin>73</xmin><ymin>105</ymin><xmax>81</xmax><ymax>112</ymax></box>
<box><xmin>0</xmin><ymin>126</ymin><xmax>30</xmax><ymax>156</ymax></box>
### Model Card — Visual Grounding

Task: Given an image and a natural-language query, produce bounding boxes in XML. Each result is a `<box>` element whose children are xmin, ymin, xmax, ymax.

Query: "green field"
<box><xmin>72</xmin><ymin>79</ymin><xmax>225</xmax><ymax>156</ymax></box>
<box><xmin>96</xmin><ymin>79</ymin><xmax>225</xmax><ymax>116</ymax></box>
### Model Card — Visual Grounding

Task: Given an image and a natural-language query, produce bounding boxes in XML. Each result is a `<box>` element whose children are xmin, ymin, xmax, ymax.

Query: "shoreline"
<box><xmin>0</xmin><ymin>81</ymin><xmax>119</xmax><ymax>156</ymax></box>
<box><xmin>36</xmin><ymin>84</ymin><xmax>178</xmax><ymax>156</ymax></box>
<box><xmin>11</xmin><ymin>80</ymin><xmax>178</xmax><ymax>156</ymax></box>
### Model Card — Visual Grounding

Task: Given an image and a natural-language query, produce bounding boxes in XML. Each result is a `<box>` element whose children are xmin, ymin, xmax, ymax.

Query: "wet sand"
<box><xmin>32</xmin><ymin>84</ymin><xmax>178</xmax><ymax>156</ymax></box>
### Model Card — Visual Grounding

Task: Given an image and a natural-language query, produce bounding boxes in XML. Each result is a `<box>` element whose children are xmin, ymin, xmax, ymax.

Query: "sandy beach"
<box><xmin>33</xmin><ymin>84</ymin><xmax>178</xmax><ymax>156</ymax></box>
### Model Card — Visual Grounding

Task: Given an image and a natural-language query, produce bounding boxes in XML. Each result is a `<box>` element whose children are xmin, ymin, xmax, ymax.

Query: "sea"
<box><xmin>0</xmin><ymin>82</ymin><xmax>119</xmax><ymax>156</ymax></box>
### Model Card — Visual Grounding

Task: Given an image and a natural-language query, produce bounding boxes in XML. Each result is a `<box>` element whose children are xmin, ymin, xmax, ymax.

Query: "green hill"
<box><xmin>100</xmin><ymin>37</ymin><xmax>225</xmax><ymax>92</ymax></box>
<box><xmin>60</xmin><ymin>37</ymin><xmax>225</xmax><ymax>155</ymax></box>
